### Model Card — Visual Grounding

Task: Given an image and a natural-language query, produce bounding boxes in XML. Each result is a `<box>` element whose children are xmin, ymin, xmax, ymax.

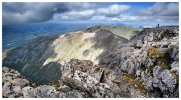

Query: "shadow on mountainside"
<box><xmin>82</xmin><ymin>29</ymin><xmax>129</xmax><ymax>62</ymax></box>
<box><xmin>2</xmin><ymin>27</ymin><xmax>139</xmax><ymax>85</ymax></box>
<box><xmin>3</xmin><ymin>36</ymin><xmax>62</xmax><ymax>85</ymax></box>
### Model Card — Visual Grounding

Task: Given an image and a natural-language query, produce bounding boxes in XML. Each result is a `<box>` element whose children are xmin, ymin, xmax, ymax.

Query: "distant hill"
<box><xmin>84</xmin><ymin>25</ymin><xmax>140</xmax><ymax>40</ymax></box>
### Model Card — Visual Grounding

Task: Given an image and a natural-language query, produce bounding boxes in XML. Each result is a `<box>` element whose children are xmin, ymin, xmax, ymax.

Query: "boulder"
<box><xmin>13</xmin><ymin>86</ymin><xmax>21</xmax><ymax>93</ymax></box>
<box><xmin>11</xmin><ymin>78</ymin><xmax>27</xmax><ymax>87</ymax></box>
<box><xmin>2</xmin><ymin>67</ymin><xmax>10</xmax><ymax>72</ymax></box>
<box><xmin>136</xmin><ymin>40</ymin><xmax>143</xmax><ymax>47</ymax></box>
<box><xmin>22</xmin><ymin>86</ymin><xmax>35</xmax><ymax>98</ymax></box>
<box><xmin>153</xmin><ymin>66</ymin><xmax>163</xmax><ymax>79</ymax></box>
<box><xmin>62</xmin><ymin>69</ymin><xmax>114</xmax><ymax>98</ymax></box>
<box><xmin>2</xmin><ymin>82</ymin><xmax>12</xmax><ymax>97</ymax></box>
<box><xmin>160</xmin><ymin>70</ymin><xmax>177</xmax><ymax>92</ymax></box>
<box><xmin>169</xmin><ymin>47</ymin><xmax>179</xmax><ymax>61</ymax></box>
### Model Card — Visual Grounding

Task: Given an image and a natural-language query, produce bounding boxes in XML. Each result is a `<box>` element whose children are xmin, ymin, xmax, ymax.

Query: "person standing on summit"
<box><xmin>157</xmin><ymin>24</ymin><xmax>160</xmax><ymax>28</ymax></box>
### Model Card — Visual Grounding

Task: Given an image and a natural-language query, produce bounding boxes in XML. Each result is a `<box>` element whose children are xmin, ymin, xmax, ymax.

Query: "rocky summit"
<box><xmin>2</xmin><ymin>26</ymin><xmax>179</xmax><ymax>98</ymax></box>
<box><xmin>99</xmin><ymin>26</ymin><xmax>179</xmax><ymax>97</ymax></box>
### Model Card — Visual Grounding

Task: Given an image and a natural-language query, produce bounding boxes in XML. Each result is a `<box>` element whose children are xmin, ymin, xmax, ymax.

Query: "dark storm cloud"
<box><xmin>3</xmin><ymin>2</ymin><xmax>70</xmax><ymax>24</ymax></box>
<box><xmin>3</xmin><ymin>2</ymin><xmax>109</xmax><ymax>24</ymax></box>
<box><xmin>2</xmin><ymin>2</ymin><xmax>131</xmax><ymax>24</ymax></box>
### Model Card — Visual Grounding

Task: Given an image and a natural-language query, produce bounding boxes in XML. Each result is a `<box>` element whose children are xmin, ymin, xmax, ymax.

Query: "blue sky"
<box><xmin>2</xmin><ymin>2</ymin><xmax>179</xmax><ymax>25</ymax></box>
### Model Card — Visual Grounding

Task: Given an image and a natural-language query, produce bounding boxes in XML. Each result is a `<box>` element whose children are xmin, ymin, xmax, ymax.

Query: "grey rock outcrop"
<box><xmin>3</xmin><ymin>58</ymin><xmax>149</xmax><ymax>98</ymax></box>
<box><xmin>99</xmin><ymin>26</ymin><xmax>179</xmax><ymax>98</ymax></box>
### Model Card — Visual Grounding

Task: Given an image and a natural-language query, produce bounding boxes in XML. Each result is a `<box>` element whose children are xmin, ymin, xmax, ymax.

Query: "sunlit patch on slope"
<box><xmin>43</xmin><ymin>31</ymin><xmax>105</xmax><ymax>65</ymax></box>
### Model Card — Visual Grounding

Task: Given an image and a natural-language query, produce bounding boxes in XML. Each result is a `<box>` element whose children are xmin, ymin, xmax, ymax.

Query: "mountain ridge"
<box><xmin>3</xmin><ymin>26</ymin><xmax>136</xmax><ymax>84</ymax></box>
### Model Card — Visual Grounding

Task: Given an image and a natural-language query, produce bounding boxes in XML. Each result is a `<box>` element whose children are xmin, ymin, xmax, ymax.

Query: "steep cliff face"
<box><xmin>3</xmin><ymin>26</ymin><xmax>135</xmax><ymax>84</ymax></box>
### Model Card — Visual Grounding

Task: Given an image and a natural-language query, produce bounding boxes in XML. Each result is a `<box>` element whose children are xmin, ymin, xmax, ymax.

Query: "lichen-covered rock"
<box><xmin>160</xmin><ymin>70</ymin><xmax>177</xmax><ymax>92</ymax></box>
<box><xmin>22</xmin><ymin>86</ymin><xmax>34</xmax><ymax>98</ymax></box>
<box><xmin>99</xmin><ymin>26</ymin><xmax>179</xmax><ymax>98</ymax></box>
<box><xmin>62</xmin><ymin>69</ymin><xmax>115</xmax><ymax>98</ymax></box>
<box><xmin>61</xmin><ymin>59</ymin><xmax>148</xmax><ymax>98</ymax></box>
<box><xmin>2</xmin><ymin>67</ymin><xmax>10</xmax><ymax>72</ymax></box>
<box><xmin>11</xmin><ymin>78</ymin><xmax>27</xmax><ymax>87</ymax></box>
<box><xmin>2</xmin><ymin>82</ymin><xmax>12</xmax><ymax>97</ymax></box>
<box><xmin>153</xmin><ymin>66</ymin><xmax>163</xmax><ymax>78</ymax></box>
<box><xmin>13</xmin><ymin>86</ymin><xmax>21</xmax><ymax>93</ymax></box>
<box><xmin>135</xmin><ymin>40</ymin><xmax>143</xmax><ymax>47</ymax></box>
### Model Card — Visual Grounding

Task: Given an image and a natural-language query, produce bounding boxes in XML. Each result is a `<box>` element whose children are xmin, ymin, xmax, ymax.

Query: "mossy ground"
<box><xmin>170</xmin><ymin>71</ymin><xmax>179</xmax><ymax>82</ymax></box>
<box><xmin>123</xmin><ymin>73</ymin><xmax>149</xmax><ymax>96</ymax></box>
<box><xmin>148</xmin><ymin>47</ymin><xmax>170</xmax><ymax>70</ymax></box>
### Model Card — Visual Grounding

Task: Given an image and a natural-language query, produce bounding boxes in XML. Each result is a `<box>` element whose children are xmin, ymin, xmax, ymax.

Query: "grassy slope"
<box><xmin>2</xmin><ymin>26</ymin><xmax>136</xmax><ymax>84</ymax></box>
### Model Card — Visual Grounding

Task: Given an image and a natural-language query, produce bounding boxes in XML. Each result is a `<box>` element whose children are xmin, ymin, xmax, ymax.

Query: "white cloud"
<box><xmin>90</xmin><ymin>15</ymin><xmax>107</xmax><ymax>21</ymax></box>
<box><xmin>90</xmin><ymin>15</ymin><xmax>178</xmax><ymax>23</ymax></box>
<box><xmin>97</xmin><ymin>4</ymin><xmax>131</xmax><ymax>17</ymax></box>
<box><xmin>59</xmin><ymin>10</ymin><xmax>95</xmax><ymax>20</ymax></box>
<box><xmin>110</xmin><ymin>18</ymin><xmax>121</xmax><ymax>21</ymax></box>
<box><xmin>58</xmin><ymin>3</ymin><xmax>178</xmax><ymax>23</ymax></box>
<box><xmin>59</xmin><ymin>4</ymin><xmax>131</xmax><ymax>21</ymax></box>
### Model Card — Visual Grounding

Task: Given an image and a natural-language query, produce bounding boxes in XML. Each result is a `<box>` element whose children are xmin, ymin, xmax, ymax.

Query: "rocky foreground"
<box><xmin>2</xmin><ymin>60</ymin><xmax>148</xmax><ymax>98</ymax></box>
<box><xmin>2</xmin><ymin>26</ymin><xmax>179</xmax><ymax>98</ymax></box>
<box><xmin>99</xmin><ymin>26</ymin><xmax>179</xmax><ymax>97</ymax></box>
